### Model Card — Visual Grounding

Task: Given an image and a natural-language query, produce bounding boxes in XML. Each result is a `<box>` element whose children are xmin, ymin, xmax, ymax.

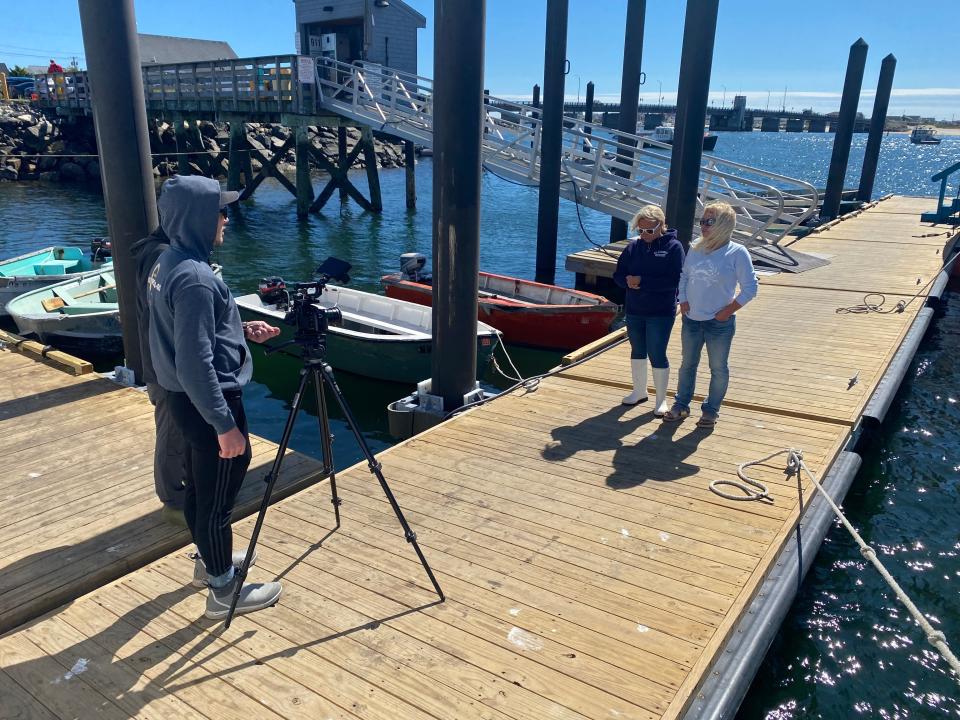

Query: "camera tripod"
<box><xmin>224</xmin><ymin>336</ymin><xmax>445</xmax><ymax>628</ymax></box>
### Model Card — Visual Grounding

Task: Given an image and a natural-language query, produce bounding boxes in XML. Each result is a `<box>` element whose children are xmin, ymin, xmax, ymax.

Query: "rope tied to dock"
<box><xmin>727</xmin><ymin>447</ymin><xmax>960</xmax><ymax>686</ymax></box>
<box><xmin>835</xmin><ymin>249</ymin><xmax>960</xmax><ymax>315</ymax></box>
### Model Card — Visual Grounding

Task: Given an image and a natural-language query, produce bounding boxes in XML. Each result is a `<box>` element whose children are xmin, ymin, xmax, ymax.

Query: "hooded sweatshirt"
<box><xmin>147</xmin><ymin>176</ymin><xmax>251</xmax><ymax>435</ymax></box>
<box><xmin>131</xmin><ymin>226</ymin><xmax>169</xmax><ymax>386</ymax></box>
<box><xmin>612</xmin><ymin>229</ymin><xmax>685</xmax><ymax>317</ymax></box>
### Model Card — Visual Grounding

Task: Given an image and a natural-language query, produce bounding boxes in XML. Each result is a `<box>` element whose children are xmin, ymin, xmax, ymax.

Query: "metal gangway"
<box><xmin>316</xmin><ymin>58</ymin><xmax>819</xmax><ymax>246</ymax></box>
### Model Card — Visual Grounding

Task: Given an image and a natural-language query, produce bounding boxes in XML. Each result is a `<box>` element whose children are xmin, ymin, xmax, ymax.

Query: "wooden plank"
<box><xmin>0</xmin><ymin>329</ymin><xmax>92</xmax><ymax>375</ymax></box>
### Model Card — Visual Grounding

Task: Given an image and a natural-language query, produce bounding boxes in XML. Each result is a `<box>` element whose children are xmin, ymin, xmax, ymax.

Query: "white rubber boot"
<box><xmin>622</xmin><ymin>359</ymin><xmax>649</xmax><ymax>405</ymax></box>
<box><xmin>652</xmin><ymin>366</ymin><xmax>670</xmax><ymax>417</ymax></box>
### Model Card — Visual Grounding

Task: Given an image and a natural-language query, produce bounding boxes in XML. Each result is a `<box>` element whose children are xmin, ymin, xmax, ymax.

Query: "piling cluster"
<box><xmin>0</xmin><ymin>102</ymin><xmax>408</xmax><ymax>185</ymax></box>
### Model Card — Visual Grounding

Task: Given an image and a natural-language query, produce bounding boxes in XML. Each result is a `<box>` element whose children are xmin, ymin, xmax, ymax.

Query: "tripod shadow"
<box><xmin>607</xmin><ymin>418</ymin><xmax>713</xmax><ymax>489</ymax></box>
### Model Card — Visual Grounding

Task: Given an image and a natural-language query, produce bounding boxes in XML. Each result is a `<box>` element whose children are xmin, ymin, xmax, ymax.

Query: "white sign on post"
<box><xmin>298</xmin><ymin>56</ymin><xmax>315</xmax><ymax>84</ymax></box>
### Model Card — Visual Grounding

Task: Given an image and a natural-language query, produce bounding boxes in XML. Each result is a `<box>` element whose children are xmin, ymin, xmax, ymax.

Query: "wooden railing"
<box><xmin>34</xmin><ymin>55</ymin><xmax>319</xmax><ymax>116</ymax></box>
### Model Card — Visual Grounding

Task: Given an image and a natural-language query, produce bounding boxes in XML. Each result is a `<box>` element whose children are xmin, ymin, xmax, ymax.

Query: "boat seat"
<box><xmin>58</xmin><ymin>304</ymin><xmax>115</xmax><ymax>315</ymax></box>
<box><xmin>34</xmin><ymin>259</ymin><xmax>80</xmax><ymax>275</ymax></box>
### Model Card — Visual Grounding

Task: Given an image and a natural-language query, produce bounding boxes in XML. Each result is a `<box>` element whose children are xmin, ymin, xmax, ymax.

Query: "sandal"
<box><xmin>662</xmin><ymin>405</ymin><xmax>689</xmax><ymax>422</ymax></box>
<box><xmin>696</xmin><ymin>413</ymin><xmax>718</xmax><ymax>428</ymax></box>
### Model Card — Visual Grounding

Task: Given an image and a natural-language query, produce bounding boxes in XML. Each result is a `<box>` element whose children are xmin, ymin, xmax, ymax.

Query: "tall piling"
<box><xmin>337</xmin><ymin>126</ymin><xmax>349</xmax><ymax>201</ymax></box>
<box><xmin>822</xmin><ymin>38</ymin><xmax>869</xmax><ymax>219</ymax></box>
<box><xmin>534</xmin><ymin>0</ymin><xmax>569</xmax><ymax>285</ymax></box>
<box><xmin>78</xmin><ymin>0</ymin><xmax>157</xmax><ymax>382</ymax></box>
<box><xmin>431</xmin><ymin>0</ymin><xmax>486</xmax><ymax>410</ymax></box>
<box><xmin>360</xmin><ymin>127</ymin><xmax>383</xmax><ymax>211</ymax></box>
<box><xmin>857</xmin><ymin>53</ymin><xmax>896</xmax><ymax>202</ymax></box>
<box><xmin>295</xmin><ymin>125</ymin><xmax>314</xmax><ymax>217</ymax></box>
<box><xmin>584</xmin><ymin>80</ymin><xmax>595</xmax><ymax>151</ymax></box>
<box><xmin>404</xmin><ymin>140</ymin><xmax>416</xmax><ymax>209</ymax></box>
<box><xmin>610</xmin><ymin>0</ymin><xmax>646</xmax><ymax>243</ymax></box>
<box><xmin>227</xmin><ymin>118</ymin><xmax>245</xmax><ymax>190</ymax></box>
<box><xmin>665</xmin><ymin>0</ymin><xmax>719</xmax><ymax>248</ymax></box>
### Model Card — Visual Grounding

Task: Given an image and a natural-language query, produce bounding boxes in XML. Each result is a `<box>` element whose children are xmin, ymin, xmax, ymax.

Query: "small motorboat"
<box><xmin>381</xmin><ymin>254</ymin><xmax>619</xmax><ymax>351</ymax></box>
<box><xmin>0</xmin><ymin>243</ymin><xmax>111</xmax><ymax>317</ymax></box>
<box><xmin>235</xmin><ymin>282</ymin><xmax>501</xmax><ymax>384</ymax></box>
<box><xmin>7</xmin><ymin>268</ymin><xmax>122</xmax><ymax>355</ymax></box>
<box><xmin>640</xmin><ymin>125</ymin><xmax>718</xmax><ymax>151</ymax></box>
<box><xmin>910</xmin><ymin>126</ymin><xmax>941</xmax><ymax>145</ymax></box>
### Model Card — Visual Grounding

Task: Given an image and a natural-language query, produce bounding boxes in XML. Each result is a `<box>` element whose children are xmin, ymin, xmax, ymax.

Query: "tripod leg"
<box><xmin>225</xmin><ymin>366</ymin><xmax>311</xmax><ymax>628</ymax></box>
<box><xmin>311</xmin><ymin>365</ymin><xmax>341</xmax><ymax>528</ymax></box>
<box><xmin>318</xmin><ymin>362</ymin><xmax>445</xmax><ymax>602</ymax></box>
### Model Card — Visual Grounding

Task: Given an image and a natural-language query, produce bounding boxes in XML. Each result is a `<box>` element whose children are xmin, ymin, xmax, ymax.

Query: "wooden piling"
<box><xmin>227</xmin><ymin>118</ymin><xmax>245</xmax><ymax>190</ymax></box>
<box><xmin>361</xmin><ymin>127</ymin><xmax>383</xmax><ymax>212</ymax></box>
<box><xmin>337</xmin><ymin>126</ymin><xmax>349</xmax><ymax>201</ymax></box>
<box><xmin>295</xmin><ymin>125</ymin><xmax>314</xmax><ymax>217</ymax></box>
<box><xmin>404</xmin><ymin>140</ymin><xmax>416</xmax><ymax>209</ymax></box>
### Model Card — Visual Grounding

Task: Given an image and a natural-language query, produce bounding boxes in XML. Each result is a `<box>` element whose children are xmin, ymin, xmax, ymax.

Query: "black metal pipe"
<box><xmin>665</xmin><ymin>0</ymin><xmax>719</xmax><ymax>249</ymax></box>
<box><xmin>431</xmin><ymin>0</ymin><xmax>486</xmax><ymax>411</ymax></box>
<box><xmin>534</xmin><ymin>0</ymin><xmax>569</xmax><ymax>285</ymax></box>
<box><xmin>822</xmin><ymin>38</ymin><xmax>869</xmax><ymax>219</ymax></box>
<box><xmin>610</xmin><ymin>0</ymin><xmax>646</xmax><ymax>242</ymax></box>
<box><xmin>857</xmin><ymin>53</ymin><xmax>896</xmax><ymax>202</ymax></box>
<box><xmin>78</xmin><ymin>0</ymin><xmax>158</xmax><ymax>382</ymax></box>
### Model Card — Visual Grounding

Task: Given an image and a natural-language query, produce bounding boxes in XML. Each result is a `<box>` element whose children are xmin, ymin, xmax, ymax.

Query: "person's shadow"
<box><xmin>540</xmin><ymin>402</ymin><xmax>713</xmax><ymax>490</ymax></box>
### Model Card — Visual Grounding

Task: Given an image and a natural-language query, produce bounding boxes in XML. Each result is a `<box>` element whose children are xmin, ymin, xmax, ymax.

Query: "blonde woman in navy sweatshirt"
<box><xmin>613</xmin><ymin>205</ymin><xmax>685</xmax><ymax>415</ymax></box>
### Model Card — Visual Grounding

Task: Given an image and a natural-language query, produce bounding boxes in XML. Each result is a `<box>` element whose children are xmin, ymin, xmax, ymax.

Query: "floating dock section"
<box><xmin>0</xmin><ymin>196</ymin><xmax>956</xmax><ymax>719</ymax></box>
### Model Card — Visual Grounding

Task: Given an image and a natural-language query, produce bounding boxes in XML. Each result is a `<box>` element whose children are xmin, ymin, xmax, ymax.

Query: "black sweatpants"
<box><xmin>146</xmin><ymin>383</ymin><xmax>187</xmax><ymax>509</ymax></box>
<box><xmin>166</xmin><ymin>389</ymin><xmax>252</xmax><ymax>579</ymax></box>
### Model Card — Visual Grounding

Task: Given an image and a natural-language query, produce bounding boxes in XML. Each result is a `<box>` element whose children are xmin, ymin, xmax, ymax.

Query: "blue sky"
<box><xmin>4</xmin><ymin>0</ymin><xmax>958</xmax><ymax>118</ymax></box>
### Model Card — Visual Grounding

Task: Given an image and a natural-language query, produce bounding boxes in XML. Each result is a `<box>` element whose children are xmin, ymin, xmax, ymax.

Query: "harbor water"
<box><xmin>0</xmin><ymin>131</ymin><xmax>957</xmax><ymax>717</ymax></box>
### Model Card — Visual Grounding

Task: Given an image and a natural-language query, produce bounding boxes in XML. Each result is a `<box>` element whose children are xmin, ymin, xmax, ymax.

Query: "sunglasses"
<box><xmin>699</xmin><ymin>217</ymin><xmax>717</xmax><ymax>227</ymax></box>
<box><xmin>636</xmin><ymin>222</ymin><xmax>661</xmax><ymax>235</ymax></box>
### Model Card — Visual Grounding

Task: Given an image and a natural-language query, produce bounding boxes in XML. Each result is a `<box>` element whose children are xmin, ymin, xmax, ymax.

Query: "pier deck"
<box><xmin>0</xmin><ymin>348</ymin><xmax>326</xmax><ymax>635</ymax></box>
<box><xmin>1</xmin><ymin>196</ymin><xmax>956</xmax><ymax>719</ymax></box>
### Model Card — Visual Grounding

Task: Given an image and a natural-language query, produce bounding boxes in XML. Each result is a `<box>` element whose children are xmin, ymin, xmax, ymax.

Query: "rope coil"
<box><xmin>720</xmin><ymin>447</ymin><xmax>960</xmax><ymax>686</ymax></box>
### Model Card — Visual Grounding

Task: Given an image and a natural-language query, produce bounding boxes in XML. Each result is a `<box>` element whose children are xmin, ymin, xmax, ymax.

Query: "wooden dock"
<box><xmin>1</xmin><ymin>196</ymin><xmax>956</xmax><ymax>719</ymax></box>
<box><xmin>0</xmin><ymin>343</ymin><xmax>327</xmax><ymax>636</ymax></box>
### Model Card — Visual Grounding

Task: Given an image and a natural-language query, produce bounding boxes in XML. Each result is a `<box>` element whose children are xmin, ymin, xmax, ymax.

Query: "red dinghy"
<box><xmin>381</xmin><ymin>254</ymin><xmax>619</xmax><ymax>351</ymax></box>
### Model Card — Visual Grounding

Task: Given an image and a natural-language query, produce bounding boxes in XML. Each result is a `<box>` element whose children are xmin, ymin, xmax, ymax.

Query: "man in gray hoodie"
<box><xmin>147</xmin><ymin>175</ymin><xmax>281</xmax><ymax>620</ymax></box>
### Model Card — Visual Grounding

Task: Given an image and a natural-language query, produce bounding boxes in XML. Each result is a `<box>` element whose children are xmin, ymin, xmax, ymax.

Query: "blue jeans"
<box><xmin>674</xmin><ymin>315</ymin><xmax>736</xmax><ymax>415</ymax></box>
<box><xmin>624</xmin><ymin>314</ymin><xmax>676</xmax><ymax>368</ymax></box>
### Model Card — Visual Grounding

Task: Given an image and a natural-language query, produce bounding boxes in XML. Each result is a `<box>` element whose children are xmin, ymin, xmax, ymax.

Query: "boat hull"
<box><xmin>237</xmin><ymin>292</ymin><xmax>500</xmax><ymax>384</ymax></box>
<box><xmin>382</xmin><ymin>276</ymin><xmax>619</xmax><ymax>351</ymax></box>
<box><xmin>641</xmin><ymin>134</ymin><xmax>718</xmax><ymax>151</ymax></box>
<box><xmin>0</xmin><ymin>268</ymin><xmax>110</xmax><ymax>317</ymax></box>
<box><xmin>11</xmin><ymin>309</ymin><xmax>122</xmax><ymax>355</ymax></box>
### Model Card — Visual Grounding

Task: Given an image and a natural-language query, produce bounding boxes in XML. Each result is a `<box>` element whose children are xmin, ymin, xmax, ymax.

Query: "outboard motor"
<box><xmin>90</xmin><ymin>237</ymin><xmax>112</xmax><ymax>262</ymax></box>
<box><xmin>257</xmin><ymin>276</ymin><xmax>288</xmax><ymax>307</ymax></box>
<box><xmin>399</xmin><ymin>252</ymin><xmax>429</xmax><ymax>283</ymax></box>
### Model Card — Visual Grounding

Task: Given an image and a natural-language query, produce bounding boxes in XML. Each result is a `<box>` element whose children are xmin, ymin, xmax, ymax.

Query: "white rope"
<box><xmin>728</xmin><ymin>447</ymin><xmax>960</xmax><ymax>685</ymax></box>
<box><xmin>491</xmin><ymin>342</ymin><xmax>540</xmax><ymax>391</ymax></box>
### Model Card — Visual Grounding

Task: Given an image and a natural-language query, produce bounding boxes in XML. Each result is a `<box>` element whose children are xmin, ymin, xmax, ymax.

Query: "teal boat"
<box><xmin>236</xmin><ymin>286</ymin><xmax>502</xmax><ymax>384</ymax></box>
<box><xmin>0</xmin><ymin>246</ymin><xmax>111</xmax><ymax>318</ymax></box>
<box><xmin>7</xmin><ymin>268</ymin><xmax>122</xmax><ymax>355</ymax></box>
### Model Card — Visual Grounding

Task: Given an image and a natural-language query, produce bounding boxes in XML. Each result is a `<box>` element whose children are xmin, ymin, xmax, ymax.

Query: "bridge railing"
<box><xmin>35</xmin><ymin>55</ymin><xmax>318</xmax><ymax>116</ymax></box>
<box><xmin>316</xmin><ymin>57</ymin><xmax>818</xmax><ymax>243</ymax></box>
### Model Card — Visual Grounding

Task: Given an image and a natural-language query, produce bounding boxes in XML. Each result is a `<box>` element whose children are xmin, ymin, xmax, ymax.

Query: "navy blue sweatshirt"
<box><xmin>612</xmin><ymin>229</ymin><xmax>685</xmax><ymax>317</ymax></box>
<box><xmin>147</xmin><ymin>176</ymin><xmax>251</xmax><ymax>434</ymax></box>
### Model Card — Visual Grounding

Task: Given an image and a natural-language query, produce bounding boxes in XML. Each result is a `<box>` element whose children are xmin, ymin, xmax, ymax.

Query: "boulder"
<box><xmin>22</xmin><ymin>125</ymin><xmax>46</xmax><ymax>150</ymax></box>
<box><xmin>58</xmin><ymin>162</ymin><xmax>85</xmax><ymax>181</ymax></box>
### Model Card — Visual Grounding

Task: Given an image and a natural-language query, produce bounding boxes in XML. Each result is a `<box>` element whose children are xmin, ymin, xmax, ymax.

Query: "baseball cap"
<box><xmin>219</xmin><ymin>190</ymin><xmax>240</xmax><ymax>207</ymax></box>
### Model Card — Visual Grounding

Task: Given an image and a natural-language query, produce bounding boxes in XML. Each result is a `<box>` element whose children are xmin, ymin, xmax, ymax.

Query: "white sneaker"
<box><xmin>205</xmin><ymin>576</ymin><xmax>282</xmax><ymax>620</ymax></box>
<box><xmin>191</xmin><ymin>549</ymin><xmax>258</xmax><ymax>588</ymax></box>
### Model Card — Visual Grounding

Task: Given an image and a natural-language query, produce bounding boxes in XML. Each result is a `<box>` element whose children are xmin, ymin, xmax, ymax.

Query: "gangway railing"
<box><xmin>315</xmin><ymin>57</ymin><xmax>818</xmax><ymax>244</ymax></box>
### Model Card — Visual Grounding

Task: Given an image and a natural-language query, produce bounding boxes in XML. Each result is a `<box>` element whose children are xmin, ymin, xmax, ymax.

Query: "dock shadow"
<box><xmin>0</xmin><ymin>377</ymin><xmax>119</xmax><ymax>422</ymax></box>
<box><xmin>606</xmin><ymin>419</ymin><xmax>713</xmax><ymax>489</ymax></box>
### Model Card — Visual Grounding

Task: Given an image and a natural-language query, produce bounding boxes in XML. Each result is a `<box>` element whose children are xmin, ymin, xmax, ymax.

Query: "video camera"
<box><xmin>259</xmin><ymin>256</ymin><xmax>352</xmax><ymax>351</ymax></box>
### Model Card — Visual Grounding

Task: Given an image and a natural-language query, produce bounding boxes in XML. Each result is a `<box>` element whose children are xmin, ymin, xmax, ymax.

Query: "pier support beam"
<box><xmin>361</xmin><ymin>127</ymin><xmax>383</xmax><ymax>212</ymax></box>
<box><xmin>857</xmin><ymin>53</ymin><xmax>896</xmax><ymax>202</ymax></box>
<box><xmin>295</xmin><ymin>125</ymin><xmax>314</xmax><ymax>217</ymax></box>
<box><xmin>431</xmin><ymin>0</ymin><xmax>486</xmax><ymax>410</ymax></box>
<box><xmin>610</xmin><ymin>0</ymin><xmax>646</xmax><ymax>243</ymax></box>
<box><xmin>822</xmin><ymin>38</ymin><xmax>868</xmax><ymax>219</ymax></box>
<box><xmin>337</xmin><ymin>127</ymin><xmax>348</xmax><ymax>201</ymax></box>
<box><xmin>534</xmin><ymin>0</ymin><xmax>569</xmax><ymax>284</ymax></box>
<box><xmin>227</xmin><ymin>118</ymin><xmax>249</xmax><ymax>191</ymax></box>
<box><xmin>78</xmin><ymin>0</ymin><xmax>157</xmax><ymax>382</ymax></box>
<box><xmin>665</xmin><ymin>0</ymin><xmax>719</xmax><ymax>249</ymax></box>
<box><xmin>404</xmin><ymin>140</ymin><xmax>416</xmax><ymax>209</ymax></box>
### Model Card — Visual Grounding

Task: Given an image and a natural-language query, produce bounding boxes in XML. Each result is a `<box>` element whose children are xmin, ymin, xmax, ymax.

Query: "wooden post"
<box><xmin>227</xmin><ymin>118</ymin><xmax>245</xmax><ymax>190</ymax></box>
<box><xmin>337</xmin><ymin>126</ymin><xmax>348</xmax><ymax>201</ymax></box>
<box><xmin>404</xmin><ymin>140</ymin><xmax>416</xmax><ymax>209</ymax></box>
<box><xmin>174</xmin><ymin>116</ymin><xmax>190</xmax><ymax>175</ymax></box>
<box><xmin>361</xmin><ymin>127</ymin><xmax>382</xmax><ymax>212</ymax></box>
<box><xmin>295</xmin><ymin>125</ymin><xmax>314</xmax><ymax>217</ymax></box>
